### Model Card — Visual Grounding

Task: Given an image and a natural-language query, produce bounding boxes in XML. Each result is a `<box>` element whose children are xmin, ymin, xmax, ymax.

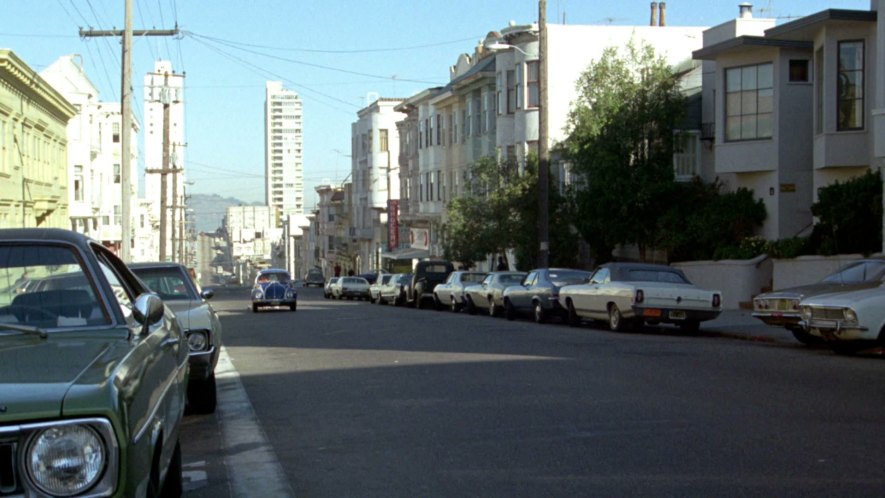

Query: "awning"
<box><xmin>380</xmin><ymin>247</ymin><xmax>429</xmax><ymax>260</ymax></box>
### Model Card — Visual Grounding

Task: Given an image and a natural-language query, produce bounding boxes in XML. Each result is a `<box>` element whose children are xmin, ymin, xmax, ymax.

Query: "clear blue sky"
<box><xmin>2</xmin><ymin>0</ymin><xmax>870</xmax><ymax>209</ymax></box>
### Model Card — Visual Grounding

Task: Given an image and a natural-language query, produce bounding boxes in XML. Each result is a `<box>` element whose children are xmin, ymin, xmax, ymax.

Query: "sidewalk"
<box><xmin>699</xmin><ymin>309</ymin><xmax>800</xmax><ymax>345</ymax></box>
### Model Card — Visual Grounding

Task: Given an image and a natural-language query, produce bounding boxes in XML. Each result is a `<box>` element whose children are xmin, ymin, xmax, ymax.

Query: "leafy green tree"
<box><xmin>562</xmin><ymin>40</ymin><xmax>687</xmax><ymax>262</ymax></box>
<box><xmin>810</xmin><ymin>170</ymin><xmax>882</xmax><ymax>255</ymax></box>
<box><xmin>441</xmin><ymin>155</ymin><xmax>577</xmax><ymax>269</ymax></box>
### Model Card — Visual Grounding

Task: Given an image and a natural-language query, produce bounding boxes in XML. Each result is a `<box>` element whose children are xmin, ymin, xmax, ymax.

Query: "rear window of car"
<box><xmin>500</xmin><ymin>274</ymin><xmax>524</xmax><ymax>284</ymax></box>
<box><xmin>626</xmin><ymin>270</ymin><xmax>688</xmax><ymax>284</ymax></box>
<box><xmin>548</xmin><ymin>271</ymin><xmax>591</xmax><ymax>286</ymax></box>
<box><xmin>422</xmin><ymin>264</ymin><xmax>450</xmax><ymax>274</ymax></box>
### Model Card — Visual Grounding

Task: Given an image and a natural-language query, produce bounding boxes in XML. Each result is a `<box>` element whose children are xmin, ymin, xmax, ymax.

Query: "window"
<box><xmin>725</xmin><ymin>63</ymin><xmax>773</xmax><ymax>141</ymax></box>
<box><xmin>815</xmin><ymin>47</ymin><xmax>824</xmax><ymax>134</ymax></box>
<box><xmin>788</xmin><ymin>60</ymin><xmax>810</xmax><ymax>83</ymax></box>
<box><xmin>527</xmin><ymin>61</ymin><xmax>540</xmax><ymax>107</ymax></box>
<box><xmin>448</xmin><ymin>113</ymin><xmax>455</xmax><ymax>145</ymax></box>
<box><xmin>112</xmin><ymin>122</ymin><xmax>120</xmax><ymax>143</ymax></box>
<box><xmin>74</xmin><ymin>165</ymin><xmax>84</xmax><ymax>201</ymax></box>
<box><xmin>380</xmin><ymin>129</ymin><xmax>388</xmax><ymax>152</ymax></box>
<box><xmin>113</xmin><ymin>163</ymin><xmax>121</xmax><ymax>183</ymax></box>
<box><xmin>436</xmin><ymin>114</ymin><xmax>442</xmax><ymax>145</ymax></box>
<box><xmin>506</xmin><ymin>70</ymin><xmax>516</xmax><ymax>114</ymax></box>
<box><xmin>496</xmin><ymin>72</ymin><xmax>504</xmax><ymax>115</ymax></box>
<box><xmin>461</xmin><ymin>109</ymin><xmax>468</xmax><ymax>142</ymax></box>
<box><xmin>837</xmin><ymin>40</ymin><xmax>864</xmax><ymax>131</ymax></box>
<box><xmin>516</xmin><ymin>64</ymin><xmax>524</xmax><ymax>110</ymax></box>
<box><xmin>673</xmin><ymin>131</ymin><xmax>701</xmax><ymax>180</ymax></box>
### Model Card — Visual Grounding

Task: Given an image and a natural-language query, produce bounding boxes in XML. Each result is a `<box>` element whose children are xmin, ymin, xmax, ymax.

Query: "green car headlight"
<box><xmin>26</xmin><ymin>424</ymin><xmax>106</xmax><ymax>496</ymax></box>
<box><xmin>187</xmin><ymin>330</ymin><xmax>210</xmax><ymax>352</ymax></box>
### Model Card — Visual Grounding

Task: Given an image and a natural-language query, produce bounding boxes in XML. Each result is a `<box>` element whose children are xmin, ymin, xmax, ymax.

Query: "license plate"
<box><xmin>271</xmin><ymin>300</ymin><xmax>280</xmax><ymax>305</ymax></box>
<box><xmin>669</xmin><ymin>310</ymin><xmax>686</xmax><ymax>320</ymax></box>
<box><xmin>643</xmin><ymin>308</ymin><xmax>662</xmax><ymax>318</ymax></box>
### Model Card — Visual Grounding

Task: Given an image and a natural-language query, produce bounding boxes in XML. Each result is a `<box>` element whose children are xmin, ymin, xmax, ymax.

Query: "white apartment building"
<box><xmin>144</xmin><ymin>60</ymin><xmax>186</xmax><ymax>262</ymax></box>
<box><xmin>265</xmin><ymin>81</ymin><xmax>304</xmax><ymax>221</ymax></box>
<box><xmin>226</xmin><ymin>204</ymin><xmax>281</xmax><ymax>262</ymax></box>
<box><xmin>350</xmin><ymin>98</ymin><xmax>405</xmax><ymax>272</ymax></box>
<box><xmin>393</xmin><ymin>17</ymin><xmax>706</xmax><ymax>266</ymax></box>
<box><xmin>40</xmin><ymin>55</ymin><xmax>141</xmax><ymax>256</ymax></box>
<box><xmin>693</xmin><ymin>2</ymin><xmax>882</xmax><ymax>242</ymax></box>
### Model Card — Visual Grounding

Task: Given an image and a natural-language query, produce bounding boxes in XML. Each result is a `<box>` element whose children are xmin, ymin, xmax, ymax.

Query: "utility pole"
<box><xmin>538</xmin><ymin>0</ymin><xmax>550</xmax><ymax>268</ymax></box>
<box><xmin>79</xmin><ymin>4</ymin><xmax>178</xmax><ymax>262</ymax></box>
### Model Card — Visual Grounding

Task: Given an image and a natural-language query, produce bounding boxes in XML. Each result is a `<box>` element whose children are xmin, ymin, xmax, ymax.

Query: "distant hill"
<box><xmin>188</xmin><ymin>194</ymin><xmax>261</xmax><ymax>234</ymax></box>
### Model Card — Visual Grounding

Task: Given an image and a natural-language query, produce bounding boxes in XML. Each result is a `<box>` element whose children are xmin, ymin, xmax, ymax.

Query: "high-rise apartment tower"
<box><xmin>265</xmin><ymin>81</ymin><xmax>304</xmax><ymax>221</ymax></box>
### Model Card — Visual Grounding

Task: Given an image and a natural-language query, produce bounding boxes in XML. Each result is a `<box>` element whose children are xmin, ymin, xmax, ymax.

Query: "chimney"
<box><xmin>739</xmin><ymin>2</ymin><xmax>753</xmax><ymax>19</ymax></box>
<box><xmin>659</xmin><ymin>2</ymin><xmax>667</xmax><ymax>26</ymax></box>
<box><xmin>650</xmin><ymin>2</ymin><xmax>658</xmax><ymax>27</ymax></box>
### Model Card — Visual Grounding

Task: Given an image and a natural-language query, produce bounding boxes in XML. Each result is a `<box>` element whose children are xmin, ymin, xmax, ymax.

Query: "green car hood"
<box><xmin>0</xmin><ymin>329</ymin><xmax>129</xmax><ymax>424</ymax></box>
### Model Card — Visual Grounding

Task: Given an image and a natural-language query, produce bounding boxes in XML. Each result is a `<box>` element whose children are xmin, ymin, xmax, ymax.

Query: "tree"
<box><xmin>442</xmin><ymin>156</ymin><xmax>577</xmax><ymax>269</ymax></box>
<box><xmin>562</xmin><ymin>40</ymin><xmax>687</xmax><ymax>262</ymax></box>
<box><xmin>810</xmin><ymin>170</ymin><xmax>883</xmax><ymax>255</ymax></box>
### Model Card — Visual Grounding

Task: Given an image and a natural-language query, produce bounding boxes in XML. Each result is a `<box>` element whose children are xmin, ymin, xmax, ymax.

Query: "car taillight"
<box><xmin>712</xmin><ymin>294</ymin><xmax>721</xmax><ymax>307</ymax></box>
<box><xmin>635</xmin><ymin>290</ymin><xmax>644</xmax><ymax>304</ymax></box>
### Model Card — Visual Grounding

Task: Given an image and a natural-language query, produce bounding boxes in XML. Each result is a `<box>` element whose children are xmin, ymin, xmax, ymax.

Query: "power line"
<box><xmin>185</xmin><ymin>31</ymin><xmax>482</xmax><ymax>55</ymax></box>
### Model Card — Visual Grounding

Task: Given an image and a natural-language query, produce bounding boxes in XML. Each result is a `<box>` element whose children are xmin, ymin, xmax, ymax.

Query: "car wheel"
<box><xmin>395</xmin><ymin>291</ymin><xmax>405</xmax><ymax>307</ymax></box>
<box><xmin>252</xmin><ymin>304</ymin><xmax>259</xmax><ymax>313</ymax></box>
<box><xmin>290</xmin><ymin>302</ymin><xmax>297</xmax><ymax>311</ymax></box>
<box><xmin>488</xmin><ymin>297</ymin><xmax>498</xmax><ymax>317</ymax></box>
<box><xmin>465</xmin><ymin>296</ymin><xmax>476</xmax><ymax>315</ymax></box>
<box><xmin>451</xmin><ymin>297</ymin><xmax>460</xmax><ymax>313</ymax></box>
<box><xmin>533</xmin><ymin>301</ymin><xmax>546</xmax><ymax>324</ymax></box>
<box><xmin>434</xmin><ymin>295</ymin><xmax>444</xmax><ymax>311</ymax></box>
<box><xmin>566</xmin><ymin>299</ymin><xmax>580</xmax><ymax>327</ymax></box>
<box><xmin>790</xmin><ymin>327</ymin><xmax>824</xmax><ymax>346</ymax></box>
<box><xmin>157</xmin><ymin>440</ymin><xmax>182</xmax><ymax>498</ymax></box>
<box><xmin>504</xmin><ymin>299</ymin><xmax>516</xmax><ymax>321</ymax></box>
<box><xmin>608</xmin><ymin>304</ymin><xmax>627</xmax><ymax>332</ymax></box>
<box><xmin>187</xmin><ymin>373</ymin><xmax>217</xmax><ymax>415</ymax></box>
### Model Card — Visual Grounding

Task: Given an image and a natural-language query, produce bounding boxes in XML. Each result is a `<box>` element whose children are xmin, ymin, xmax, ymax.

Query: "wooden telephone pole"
<box><xmin>79</xmin><ymin>0</ymin><xmax>178</xmax><ymax>261</ymax></box>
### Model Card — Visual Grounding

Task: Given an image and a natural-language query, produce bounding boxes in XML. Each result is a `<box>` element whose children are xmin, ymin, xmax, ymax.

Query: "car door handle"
<box><xmin>161</xmin><ymin>337</ymin><xmax>180</xmax><ymax>349</ymax></box>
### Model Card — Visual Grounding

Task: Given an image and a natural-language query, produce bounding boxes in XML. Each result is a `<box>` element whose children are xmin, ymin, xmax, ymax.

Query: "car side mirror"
<box><xmin>201</xmin><ymin>289</ymin><xmax>215</xmax><ymax>300</ymax></box>
<box><xmin>133</xmin><ymin>293</ymin><xmax>165</xmax><ymax>334</ymax></box>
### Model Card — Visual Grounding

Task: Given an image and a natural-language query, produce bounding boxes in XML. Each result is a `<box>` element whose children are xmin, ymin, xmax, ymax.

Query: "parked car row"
<box><xmin>362</xmin><ymin>259</ymin><xmax>726</xmax><ymax>335</ymax></box>
<box><xmin>0</xmin><ymin>228</ymin><xmax>225</xmax><ymax>497</ymax></box>
<box><xmin>752</xmin><ymin>258</ymin><xmax>885</xmax><ymax>354</ymax></box>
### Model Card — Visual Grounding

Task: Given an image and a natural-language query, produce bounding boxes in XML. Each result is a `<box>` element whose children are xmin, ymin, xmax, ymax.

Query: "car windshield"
<box><xmin>821</xmin><ymin>261</ymin><xmax>885</xmax><ymax>284</ymax></box>
<box><xmin>548</xmin><ymin>270</ymin><xmax>591</xmax><ymax>286</ymax></box>
<box><xmin>499</xmin><ymin>274</ymin><xmax>525</xmax><ymax>284</ymax></box>
<box><xmin>462</xmin><ymin>273</ymin><xmax>486</xmax><ymax>283</ymax></box>
<box><xmin>422</xmin><ymin>264</ymin><xmax>450</xmax><ymax>275</ymax></box>
<box><xmin>0</xmin><ymin>244</ymin><xmax>109</xmax><ymax>328</ymax></box>
<box><xmin>132</xmin><ymin>267</ymin><xmax>197</xmax><ymax>300</ymax></box>
<box><xmin>258</xmin><ymin>272</ymin><xmax>290</xmax><ymax>284</ymax></box>
<box><xmin>625</xmin><ymin>269</ymin><xmax>689</xmax><ymax>284</ymax></box>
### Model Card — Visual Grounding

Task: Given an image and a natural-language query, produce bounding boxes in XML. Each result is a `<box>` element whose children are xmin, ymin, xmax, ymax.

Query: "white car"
<box><xmin>433</xmin><ymin>271</ymin><xmax>487</xmax><ymax>311</ymax></box>
<box><xmin>334</xmin><ymin>276</ymin><xmax>371</xmax><ymax>300</ymax></box>
<box><xmin>559</xmin><ymin>262</ymin><xmax>722</xmax><ymax>332</ymax></box>
<box><xmin>799</xmin><ymin>286</ymin><xmax>885</xmax><ymax>354</ymax></box>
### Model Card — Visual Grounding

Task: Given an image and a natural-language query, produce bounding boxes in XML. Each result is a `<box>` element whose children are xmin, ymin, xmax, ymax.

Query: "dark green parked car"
<box><xmin>0</xmin><ymin>228</ymin><xmax>188</xmax><ymax>497</ymax></box>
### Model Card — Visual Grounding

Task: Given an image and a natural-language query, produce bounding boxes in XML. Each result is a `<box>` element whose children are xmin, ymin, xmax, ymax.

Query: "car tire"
<box><xmin>290</xmin><ymin>302</ymin><xmax>297</xmax><ymax>311</ymax></box>
<box><xmin>608</xmin><ymin>304</ymin><xmax>627</xmax><ymax>332</ymax></box>
<box><xmin>504</xmin><ymin>299</ymin><xmax>516</xmax><ymax>321</ymax></box>
<box><xmin>395</xmin><ymin>292</ymin><xmax>405</xmax><ymax>307</ymax></box>
<box><xmin>790</xmin><ymin>327</ymin><xmax>823</xmax><ymax>346</ymax></box>
<box><xmin>488</xmin><ymin>297</ymin><xmax>498</xmax><ymax>317</ymax></box>
<box><xmin>533</xmin><ymin>301</ymin><xmax>546</xmax><ymax>324</ymax></box>
<box><xmin>252</xmin><ymin>304</ymin><xmax>259</xmax><ymax>313</ymax></box>
<box><xmin>450</xmin><ymin>297</ymin><xmax>460</xmax><ymax>313</ymax></box>
<box><xmin>187</xmin><ymin>373</ymin><xmax>217</xmax><ymax>415</ymax></box>
<box><xmin>158</xmin><ymin>440</ymin><xmax>183</xmax><ymax>498</ymax></box>
<box><xmin>566</xmin><ymin>300</ymin><xmax>581</xmax><ymax>327</ymax></box>
<box><xmin>465</xmin><ymin>297</ymin><xmax>476</xmax><ymax>315</ymax></box>
<box><xmin>434</xmin><ymin>295</ymin><xmax>444</xmax><ymax>311</ymax></box>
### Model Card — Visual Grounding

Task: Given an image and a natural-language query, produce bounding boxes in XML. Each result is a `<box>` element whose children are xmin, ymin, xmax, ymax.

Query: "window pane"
<box><xmin>726</xmin><ymin>118</ymin><xmax>742</xmax><ymax>140</ymax></box>
<box><xmin>726</xmin><ymin>93</ymin><xmax>741</xmax><ymax>117</ymax></box>
<box><xmin>741</xmin><ymin>114</ymin><xmax>757</xmax><ymax>138</ymax></box>
<box><xmin>741</xmin><ymin>90</ymin><xmax>757</xmax><ymax>115</ymax></box>
<box><xmin>758</xmin><ymin>88</ymin><xmax>774</xmax><ymax>113</ymax></box>
<box><xmin>741</xmin><ymin>66</ymin><xmax>757</xmax><ymax>89</ymax></box>
<box><xmin>726</xmin><ymin>68</ymin><xmax>742</xmax><ymax>92</ymax></box>
<box><xmin>757</xmin><ymin>113</ymin><xmax>773</xmax><ymax>138</ymax></box>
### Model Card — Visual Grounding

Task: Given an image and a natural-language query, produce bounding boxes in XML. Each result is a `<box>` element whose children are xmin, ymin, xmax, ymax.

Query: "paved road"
<box><xmin>181</xmin><ymin>286</ymin><xmax>885</xmax><ymax>497</ymax></box>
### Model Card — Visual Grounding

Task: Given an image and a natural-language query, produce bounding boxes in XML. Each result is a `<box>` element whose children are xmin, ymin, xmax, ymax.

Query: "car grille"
<box><xmin>810</xmin><ymin>307</ymin><xmax>847</xmax><ymax>320</ymax></box>
<box><xmin>767</xmin><ymin>299</ymin><xmax>798</xmax><ymax>311</ymax></box>
<box><xmin>0</xmin><ymin>440</ymin><xmax>20</xmax><ymax>495</ymax></box>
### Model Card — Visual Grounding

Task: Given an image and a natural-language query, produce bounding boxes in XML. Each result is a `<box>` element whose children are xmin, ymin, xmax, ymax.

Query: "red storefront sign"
<box><xmin>387</xmin><ymin>199</ymin><xmax>399</xmax><ymax>250</ymax></box>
